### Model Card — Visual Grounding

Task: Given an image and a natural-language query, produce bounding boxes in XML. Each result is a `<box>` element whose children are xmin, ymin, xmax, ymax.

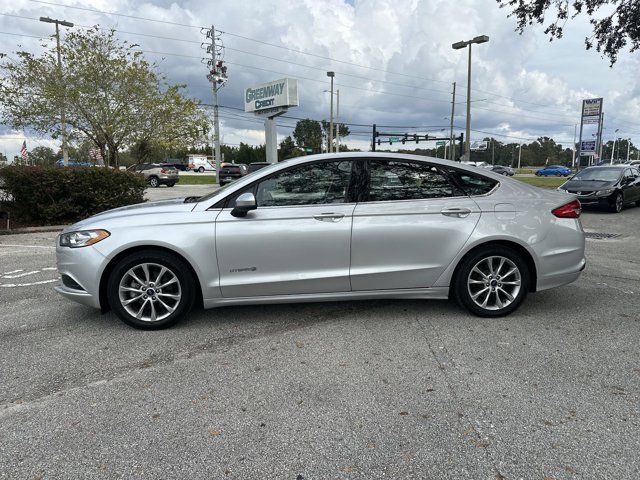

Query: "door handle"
<box><xmin>441</xmin><ymin>207</ymin><xmax>472</xmax><ymax>218</ymax></box>
<box><xmin>313</xmin><ymin>213</ymin><xmax>345</xmax><ymax>222</ymax></box>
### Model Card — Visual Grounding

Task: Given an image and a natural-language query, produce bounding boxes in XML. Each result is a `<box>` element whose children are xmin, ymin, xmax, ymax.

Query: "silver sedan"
<box><xmin>55</xmin><ymin>153</ymin><xmax>586</xmax><ymax>329</ymax></box>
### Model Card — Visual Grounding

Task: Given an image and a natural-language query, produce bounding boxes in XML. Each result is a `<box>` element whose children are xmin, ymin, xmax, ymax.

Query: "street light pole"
<box><xmin>449</xmin><ymin>81</ymin><xmax>456</xmax><ymax>161</ymax></box>
<box><xmin>40</xmin><ymin>16</ymin><xmax>73</xmax><ymax>167</ymax></box>
<box><xmin>452</xmin><ymin>35</ymin><xmax>489</xmax><ymax>161</ymax></box>
<box><xmin>327</xmin><ymin>72</ymin><xmax>335</xmax><ymax>153</ymax></box>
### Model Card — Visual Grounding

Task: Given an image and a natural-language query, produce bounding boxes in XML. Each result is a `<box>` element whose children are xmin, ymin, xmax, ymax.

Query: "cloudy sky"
<box><xmin>1</xmin><ymin>0</ymin><xmax>639</xmax><ymax>158</ymax></box>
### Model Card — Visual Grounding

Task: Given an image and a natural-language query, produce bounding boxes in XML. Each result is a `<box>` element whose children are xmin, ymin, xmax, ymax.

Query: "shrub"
<box><xmin>0</xmin><ymin>166</ymin><xmax>146</xmax><ymax>226</ymax></box>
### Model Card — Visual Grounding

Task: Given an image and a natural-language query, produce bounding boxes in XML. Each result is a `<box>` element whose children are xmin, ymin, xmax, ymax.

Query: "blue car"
<box><xmin>535</xmin><ymin>165</ymin><xmax>572</xmax><ymax>177</ymax></box>
<box><xmin>54</xmin><ymin>158</ymin><xmax>94</xmax><ymax>167</ymax></box>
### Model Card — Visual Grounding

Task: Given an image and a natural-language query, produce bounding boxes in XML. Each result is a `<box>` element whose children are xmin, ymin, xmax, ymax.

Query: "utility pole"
<box><xmin>327</xmin><ymin>72</ymin><xmax>335</xmax><ymax>153</ymax></box>
<box><xmin>335</xmin><ymin>89</ymin><xmax>340</xmax><ymax>152</ymax></box>
<box><xmin>517</xmin><ymin>143</ymin><xmax>522</xmax><ymax>170</ymax></box>
<box><xmin>571</xmin><ymin>124</ymin><xmax>577</xmax><ymax>167</ymax></box>
<box><xmin>372</xmin><ymin>124</ymin><xmax>377</xmax><ymax>152</ymax></box>
<box><xmin>449</xmin><ymin>82</ymin><xmax>456</xmax><ymax>161</ymax></box>
<box><xmin>491</xmin><ymin>138</ymin><xmax>495</xmax><ymax>165</ymax></box>
<box><xmin>40</xmin><ymin>17</ymin><xmax>73</xmax><ymax>167</ymax></box>
<box><xmin>452</xmin><ymin>35</ymin><xmax>489</xmax><ymax>161</ymax></box>
<box><xmin>626</xmin><ymin>139</ymin><xmax>631</xmax><ymax>162</ymax></box>
<box><xmin>203</xmin><ymin>26</ymin><xmax>226</xmax><ymax>178</ymax></box>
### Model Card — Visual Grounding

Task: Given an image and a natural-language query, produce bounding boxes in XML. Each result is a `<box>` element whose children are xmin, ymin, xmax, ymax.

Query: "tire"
<box><xmin>167</xmin><ymin>182</ymin><xmax>175</xmax><ymax>187</ymax></box>
<box><xmin>107</xmin><ymin>250</ymin><xmax>196</xmax><ymax>330</ymax></box>
<box><xmin>611</xmin><ymin>192</ymin><xmax>623</xmax><ymax>213</ymax></box>
<box><xmin>198</xmin><ymin>167</ymin><xmax>205</xmax><ymax>173</ymax></box>
<box><xmin>452</xmin><ymin>245</ymin><xmax>530</xmax><ymax>318</ymax></box>
<box><xmin>502</xmin><ymin>172</ymin><xmax>508</xmax><ymax>176</ymax></box>
<box><xmin>148</xmin><ymin>177</ymin><xmax>159</xmax><ymax>188</ymax></box>
<box><xmin>535</xmin><ymin>172</ymin><xmax>541</xmax><ymax>176</ymax></box>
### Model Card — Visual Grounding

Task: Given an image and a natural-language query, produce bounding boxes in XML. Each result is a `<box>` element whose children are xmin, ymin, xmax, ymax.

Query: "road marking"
<box><xmin>0</xmin><ymin>244</ymin><xmax>56</xmax><ymax>249</ymax></box>
<box><xmin>2</xmin><ymin>269</ymin><xmax>23</xmax><ymax>275</ymax></box>
<box><xmin>1</xmin><ymin>270</ymin><xmax>39</xmax><ymax>279</ymax></box>
<box><xmin>42</xmin><ymin>267</ymin><xmax>57</xmax><ymax>271</ymax></box>
<box><xmin>0</xmin><ymin>278</ymin><xmax>59</xmax><ymax>288</ymax></box>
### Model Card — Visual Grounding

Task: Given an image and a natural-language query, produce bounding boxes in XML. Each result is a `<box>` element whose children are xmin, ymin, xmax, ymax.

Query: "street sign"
<box><xmin>436</xmin><ymin>140</ymin><xmax>446</xmax><ymax>146</ymax></box>
<box><xmin>304</xmin><ymin>147</ymin><xmax>313</xmax><ymax>153</ymax></box>
<box><xmin>389</xmin><ymin>137</ymin><xmax>400</xmax><ymax>142</ymax></box>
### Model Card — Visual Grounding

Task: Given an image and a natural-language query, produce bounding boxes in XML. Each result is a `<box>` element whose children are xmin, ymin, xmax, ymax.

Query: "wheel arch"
<box><xmin>99</xmin><ymin>245</ymin><xmax>203</xmax><ymax>312</ymax></box>
<box><xmin>449</xmin><ymin>240</ymin><xmax>538</xmax><ymax>294</ymax></box>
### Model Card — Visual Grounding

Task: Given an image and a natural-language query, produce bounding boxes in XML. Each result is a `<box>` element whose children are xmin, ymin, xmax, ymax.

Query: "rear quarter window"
<box><xmin>446</xmin><ymin>169</ymin><xmax>498</xmax><ymax>196</ymax></box>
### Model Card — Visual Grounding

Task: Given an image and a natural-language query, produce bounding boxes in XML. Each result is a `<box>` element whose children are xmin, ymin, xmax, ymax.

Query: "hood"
<box><xmin>562</xmin><ymin>179</ymin><xmax>615</xmax><ymax>191</ymax></box>
<box><xmin>65</xmin><ymin>198</ymin><xmax>195</xmax><ymax>232</ymax></box>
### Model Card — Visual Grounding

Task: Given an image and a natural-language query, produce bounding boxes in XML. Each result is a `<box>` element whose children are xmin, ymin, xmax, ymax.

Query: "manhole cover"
<box><xmin>584</xmin><ymin>232</ymin><xmax>620</xmax><ymax>239</ymax></box>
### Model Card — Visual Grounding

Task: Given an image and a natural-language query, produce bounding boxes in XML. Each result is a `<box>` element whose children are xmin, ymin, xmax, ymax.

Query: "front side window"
<box><xmin>256</xmin><ymin>160</ymin><xmax>353</xmax><ymax>207</ymax></box>
<box><xmin>365</xmin><ymin>160</ymin><xmax>456</xmax><ymax>202</ymax></box>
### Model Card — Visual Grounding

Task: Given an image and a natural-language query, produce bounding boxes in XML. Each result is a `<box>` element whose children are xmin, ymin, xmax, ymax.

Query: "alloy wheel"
<box><xmin>615</xmin><ymin>193</ymin><xmax>623</xmax><ymax>213</ymax></box>
<box><xmin>467</xmin><ymin>256</ymin><xmax>522</xmax><ymax>311</ymax></box>
<box><xmin>118</xmin><ymin>262</ymin><xmax>182</xmax><ymax>322</ymax></box>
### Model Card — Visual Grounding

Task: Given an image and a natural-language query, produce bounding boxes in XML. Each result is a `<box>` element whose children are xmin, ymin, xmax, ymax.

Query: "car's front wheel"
<box><xmin>107</xmin><ymin>250</ymin><xmax>196</xmax><ymax>329</ymax></box>
<box><xmin>611</xmin><ymin>192</ymin><xmax>624</xmax><ymax>213</ymax></box>
<box><xmin>148</xmin><ymin>177</ymin><xmax>159</xmax><ymax>188</ymax></box>
<box><xmin>453</xmin><ymin>245</ymin><xmax>530</xmax><ymax>317</ymax></box>
<box><xmin>198</xmin><ymin>167</ymin><xmax>205</xmax><ymax>173</ymax></box>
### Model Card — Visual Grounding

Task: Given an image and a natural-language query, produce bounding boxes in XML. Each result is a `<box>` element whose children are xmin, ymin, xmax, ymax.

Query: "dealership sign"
<box><xmin>244</xmin><ymin>78</ymin><xmax>299</xmax><ymax>114</ymax></box>
<box><xmin>578</xmin><ymin>97</ymin><xmax>603</xmax><ymax>156</ymax></box>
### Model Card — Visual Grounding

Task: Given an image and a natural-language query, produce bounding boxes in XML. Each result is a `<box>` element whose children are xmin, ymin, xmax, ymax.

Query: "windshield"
<box><xmin>572</xmin><ymin>168</ymin><xmax>621</xmax><ymax>182</ymax></box>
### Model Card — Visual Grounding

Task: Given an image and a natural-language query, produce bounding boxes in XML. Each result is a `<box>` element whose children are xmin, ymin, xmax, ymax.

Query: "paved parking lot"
<box><xmin>1</xmin><ymin>208</ymin><xmax>639</xmax><ymax>479</ymax></box>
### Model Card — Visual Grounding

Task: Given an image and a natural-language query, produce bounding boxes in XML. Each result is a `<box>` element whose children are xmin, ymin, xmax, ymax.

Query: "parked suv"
<box><xmin>219</xmin><ymin>164</ymin><xmax>246</xmax><ymax>186</ymax></box>
<box><xmin>129</xmin><ymin>163</ymin><xmax>179</xmax><ymax>187</ymax></box>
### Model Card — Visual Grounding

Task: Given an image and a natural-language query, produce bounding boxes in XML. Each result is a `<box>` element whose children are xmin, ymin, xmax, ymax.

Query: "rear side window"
<box><xmin>364</xmin><ymin>160</ymin><xmax>456</xmax><ymax>202</ymax></box>
<box><xmin>445</xmin><ymin>169</ymin><xmax>498</xmax><ymax>196</ymax></box>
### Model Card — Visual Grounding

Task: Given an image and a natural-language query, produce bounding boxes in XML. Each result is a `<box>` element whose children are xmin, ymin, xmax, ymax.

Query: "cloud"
<box><xmin>1</xmin><ymin>0</ymin><xmax>638</xmax><ymax>158</ymax></box>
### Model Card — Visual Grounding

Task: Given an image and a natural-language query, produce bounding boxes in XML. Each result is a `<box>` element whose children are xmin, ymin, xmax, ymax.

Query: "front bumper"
<box><xmin>55</xmin><ymin>241</ymin><xmax>106</xmax><ymax>309</ymax></box>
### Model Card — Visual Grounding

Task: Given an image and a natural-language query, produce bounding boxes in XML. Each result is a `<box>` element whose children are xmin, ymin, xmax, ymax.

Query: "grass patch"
<box><xmin>177</xmin><ymin>175</ymin><xmax>217</xmax><ymax>185</ymax></box>
<box><xmin>514</xmin><ymin>176</ymin><xmax>566</xmax><ymax>189</ymax></box>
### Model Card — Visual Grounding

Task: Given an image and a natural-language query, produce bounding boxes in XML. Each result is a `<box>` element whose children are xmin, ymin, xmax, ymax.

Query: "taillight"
<box><xmin>160</xmin><ymin>168</ymin><xmax>168</xmax><ymax>174</ymax></box>
<box><xmin>552</xmin><ymin>199</ymin><xmax>582</xmax><ymax>218</ymax></box>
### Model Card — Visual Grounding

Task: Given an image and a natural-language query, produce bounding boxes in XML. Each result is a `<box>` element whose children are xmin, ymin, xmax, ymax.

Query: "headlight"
<box><xmin>59</xmin><ymin>229</ymin><xmax>110</xmax><ymax>248</ymax></box>
<box><xmin>595</xmin><ymin>188</ymin><xmax>614</xmax><ymax>196</ymax></box>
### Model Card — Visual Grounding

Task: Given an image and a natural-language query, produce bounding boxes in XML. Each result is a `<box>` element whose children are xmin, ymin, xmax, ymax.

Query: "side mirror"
<box><xmin>231</xmin><ymin>192</ymin><xmax>257</xmax><ymax>218</ymax></box>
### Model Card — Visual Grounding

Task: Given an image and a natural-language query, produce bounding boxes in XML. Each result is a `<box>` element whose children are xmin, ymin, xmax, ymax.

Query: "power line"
<box><xmin>26</xmin><ymin>0</ymin><xmax>204</xmax><ymax>29</ymax></box>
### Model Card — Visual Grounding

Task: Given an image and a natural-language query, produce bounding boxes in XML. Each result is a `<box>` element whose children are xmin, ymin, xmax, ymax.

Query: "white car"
<box><xmin>55</xmin><ymin>153</ymin><xmax>586</xmax><ymax>329</ymax></box>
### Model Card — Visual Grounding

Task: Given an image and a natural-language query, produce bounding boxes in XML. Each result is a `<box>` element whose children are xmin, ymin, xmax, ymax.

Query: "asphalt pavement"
<box><xmin>0</xmin><ymin>207</ymin><xmax>639</xmax><ymax>479</ymax></box>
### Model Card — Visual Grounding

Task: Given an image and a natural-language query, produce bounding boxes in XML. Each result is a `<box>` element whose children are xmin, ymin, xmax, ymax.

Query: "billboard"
<box><xmin>578</xmin><ymin>98</ymin><xmax>603</xmax><ymax>156</ymax></box>
<box><xmin>244</xmin><ymin>78</ymin><xmax>299</xmax><ymax>114</ymax></box>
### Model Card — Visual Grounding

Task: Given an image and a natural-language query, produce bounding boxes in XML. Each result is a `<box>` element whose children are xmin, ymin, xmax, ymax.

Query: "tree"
<box><xmin>0</xmin><ymin>28</ymin><xmax>208</xmax><ymax>166</ymax></box>
<box><xmin>279</xmin><ymin>136</ymin><xmax>304</xmax><ymax>160</ymax></box>
<box><xmin>498</xmin><ymin>0</ymin><xmax>640</xmax><ymax>65</ymax></box>
<box><xmin>28</xmin><ymin>146</ymin><xmax>57</xmax><ymax>166</ymax></box>
<box><xmin>320</xmin><ymin>120</ymin><xmax>351</xmax><ymax>151</ymax></box>
<box><xmin>292</xmin><ymin>119</ymin><xmax>323</xmax><ymax>153</ymax></box>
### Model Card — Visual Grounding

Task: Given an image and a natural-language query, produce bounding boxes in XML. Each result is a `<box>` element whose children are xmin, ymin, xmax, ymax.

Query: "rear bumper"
<box><xmin>536</xmin><ymin>257</ymin><xmax>586</xmax><ymax>291</ymax></box>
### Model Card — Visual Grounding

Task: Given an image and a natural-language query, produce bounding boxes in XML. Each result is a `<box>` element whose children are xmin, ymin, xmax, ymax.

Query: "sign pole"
<box><xmin>265</xmin><ymin>117</ymin><xmax>278</xmax><ymax>164</ymax></box>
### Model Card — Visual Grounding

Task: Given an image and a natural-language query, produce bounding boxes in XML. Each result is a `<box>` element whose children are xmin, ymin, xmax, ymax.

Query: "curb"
<box><xmin>0</xmin><ymin>225</ymin><xmax>68</xmax><ymax>235</ymax></box>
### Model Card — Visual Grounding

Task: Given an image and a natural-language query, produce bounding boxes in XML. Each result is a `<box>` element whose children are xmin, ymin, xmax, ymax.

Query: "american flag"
<box><xmin>20</xmin><ymin>141</ymin><xmax>28</xmax><ymax>162</ymax></box>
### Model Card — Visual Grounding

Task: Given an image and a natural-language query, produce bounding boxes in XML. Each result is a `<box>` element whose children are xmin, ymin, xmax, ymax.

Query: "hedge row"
<box><xmin>0</xmin><ymin>166</ymin><xmax>146</xmax><ymax>226</ymax></box>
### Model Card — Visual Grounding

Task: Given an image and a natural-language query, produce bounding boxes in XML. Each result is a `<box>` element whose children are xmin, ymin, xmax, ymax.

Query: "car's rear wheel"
<box><xmin>107</xmin><ymin>250</ymin><xmax>196</xmax><ymax>329</ymax></box>
<box><xmin>453</xmin><ymin>245</ymin><xmax>530</xmax><ymax>317</ymax></box>
<box><xmin>167</xmin><ymin>182</ymin><xmax>175</xmax><ymax>187</ymax></box>
<box><xmin>148</xmin><ymin>177</ymin><xmax>159</xmax><ymax>188</ymax></box>
<box><xmin>611</xmin><ymin>192</ymin><xmax>623</xmax><ymax>213</ymax></box>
